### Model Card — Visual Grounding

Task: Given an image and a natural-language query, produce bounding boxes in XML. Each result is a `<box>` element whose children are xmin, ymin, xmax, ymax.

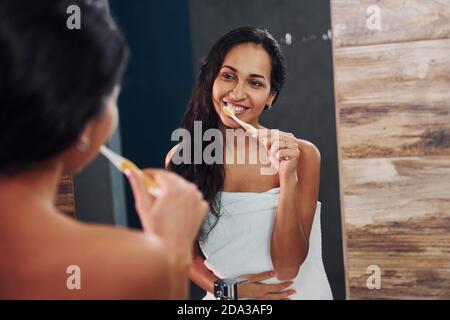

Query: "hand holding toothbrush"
<box><xmin>255</xmin><ymin>128</ymin><xmax>301</xmax><ymax>180</ymax></box>
<box><xmin>100</xmin><ymin>146</ymin><xmax>208</xmax><ymax>262</ymax></box>
<box><xmin>223</xmin><ymin>106</ymin><xmax>300</xmax><ymax>178</ymax></box>
<box><xmin>126</xmin><ymin>168</ymin><xmax>208</xmax><ymax>258</ymax></box>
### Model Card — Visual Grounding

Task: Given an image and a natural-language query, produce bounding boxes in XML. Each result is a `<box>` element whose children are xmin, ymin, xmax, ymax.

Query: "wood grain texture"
<box><xmin>347</xmin><ymin>213</ymin><xmax>450</xmax><ymax>299</ymax></box>
<box><xmin>335</xmin><ymin>39</ymin><xmax>450</xmax><ymax>158</ymax></box>
<box><xmin>342</xmin><ymin>157</ymin><xmax>450</xmax><ymax>227</ymax></box>
<box><xmin>332</xmin><ymin>0</ymin><xmax>450</xmax><ymax>48</ymax></box>
<box><xmin>331</xmin><ymin>0</ymin><xmax>450</xmax><ymax>299</ymax></box>
<box><xmin>55</xmin><ymin>175</ymin><xmax>75</xmax><ymax>217</ymax></box>
<box><xmin>342</xmin><ymin>157</ymin><xmax>450</xmax><ymax>299</ymax></box>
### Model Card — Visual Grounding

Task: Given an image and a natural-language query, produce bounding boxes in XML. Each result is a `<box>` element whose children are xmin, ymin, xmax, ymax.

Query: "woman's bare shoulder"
<box><xmin>0</xmin><ymin>215</ymin><xmax>171</xmax><ymax>299</ymax></box>
<box><xmin>297</xmin><ymin>139</ymin><xmax>321</xmax><ymax>163</ymax></box>
<box><xmin>71</xmin><ymin>222</ymin><xmax>172</xmax><ymax>299</ymax></box>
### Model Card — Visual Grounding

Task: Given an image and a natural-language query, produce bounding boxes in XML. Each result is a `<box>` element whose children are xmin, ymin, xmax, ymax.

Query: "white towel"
<box><xmin>199</xmin><ymin>187</ymin><xmax>333</xmax><ymax>300</ymax></box>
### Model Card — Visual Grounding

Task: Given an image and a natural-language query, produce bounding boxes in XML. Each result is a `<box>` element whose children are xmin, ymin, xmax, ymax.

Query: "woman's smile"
<box><xmin>223</xmin><ymin>101</ymin><xmax>251</xmax><ymax>115</ymax></box>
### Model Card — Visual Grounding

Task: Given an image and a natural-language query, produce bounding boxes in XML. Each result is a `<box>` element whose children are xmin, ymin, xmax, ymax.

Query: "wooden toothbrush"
<box><xmin>99</xmin><ymin>145</ymin><xmax>161</xmax><ymax>197</ymax></box>
<box><xmin>222</xmin><ymin>106</ymin><xmax>258</xmax><ymax>135</ymax></box>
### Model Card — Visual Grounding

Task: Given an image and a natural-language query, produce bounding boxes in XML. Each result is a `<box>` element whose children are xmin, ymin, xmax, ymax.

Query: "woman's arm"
<box><xmin>189</xmin><ymin>244</ymin><xmax>296</xmax><ymax>300</ymax></box>
<box><xmin>165</xmin><ymin>143</ymin><xmax>296</xmax><ymax>299</ymax></box>
<box><xmin>190</xmin><ymin>244</ymin><xmax>219</xmax><ymax>294</ymax></box>
<box><xmin>269</xmin><ymin>137</ymin><xmax>321</xmax><ymax>280</ymax></box>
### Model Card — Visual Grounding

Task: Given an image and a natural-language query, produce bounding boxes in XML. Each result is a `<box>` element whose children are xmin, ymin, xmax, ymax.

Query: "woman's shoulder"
<box><xmin>73</xmin><ymin>222</ymin><xmax>171</xmax><ymax>298</ymax></box>
<box><xmin>296</xmin><ymin>139</ymin><xmax>321</xmax><ymax>162</ymax></box>
<box><xmin>1</xmin><ymin>214</ymin><xmax>171</xmax><ymax>299</ymax></box>
<box><xmin>48</xmin><ymin>216</ymin><xmax>171</xmax><ymax>299</ymax></box>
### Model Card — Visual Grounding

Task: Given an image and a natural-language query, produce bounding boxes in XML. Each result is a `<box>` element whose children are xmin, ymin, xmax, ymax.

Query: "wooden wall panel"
<box><xmin>55</xmin><ymin>175</ymin><xmax>75</xmax><ymax>217</ymax></box>
<box><xmin>331</xmin><ymin>0</ymin><xmax>450</xmax><ymax>299</ymax></box>
<box><xmin>343</xmin><ymin>157</ymin><xmax>450</xmax><ymax>298</ymax></box>
<box><xmin>335</xmin><ymin>39</ymin><xmax>450</xmax><ymax>158</ymax></box>
<box><xmin>332</xmin><ymin>0</ymin><xmax>450</xmax><ymax>48</ymax></box>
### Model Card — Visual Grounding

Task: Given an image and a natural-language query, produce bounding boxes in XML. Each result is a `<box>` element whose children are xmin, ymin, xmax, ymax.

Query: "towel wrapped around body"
<box><xmin>199</xmin><ymin>187</ymin><xmax>333</xmax><ymax>300</ymax></box>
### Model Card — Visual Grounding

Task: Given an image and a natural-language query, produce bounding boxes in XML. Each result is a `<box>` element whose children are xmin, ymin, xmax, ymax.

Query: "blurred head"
<box><xmin>0</xmin><ymin>0</ymin><xmax>128</xmax><ymax>176</ymax></box>
<box><xmin>169</xmin><ymin>27</ymin><xmax>286</xmax><ymax>239</ymax></box>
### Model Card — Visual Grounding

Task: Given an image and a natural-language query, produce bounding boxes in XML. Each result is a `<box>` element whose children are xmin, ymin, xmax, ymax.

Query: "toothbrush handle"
<box><xmin>141</xmin><ymin>173</ymin><xmax>159</xmax><ymax>190</ymax></box>
<box><xmin>121</xmin><ymin>160</ymin><xmax>160</xmax><ymax>193</ymax></box>
<box><xmin>232</xmin><ymin>115</ymin><xmax>257</xmax><ymax>135</ymax></box>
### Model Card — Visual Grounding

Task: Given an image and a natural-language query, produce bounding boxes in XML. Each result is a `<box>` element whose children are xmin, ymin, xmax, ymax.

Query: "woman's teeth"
<box><xmin>224</xmin><ymin>102</ymin><xmax>248</xmax><ymax>114</ymax></box>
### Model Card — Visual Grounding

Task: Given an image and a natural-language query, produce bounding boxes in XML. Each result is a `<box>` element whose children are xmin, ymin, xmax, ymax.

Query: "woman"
<box><xmin>167</xmin><ymin>27</ymin><xmax>333</xmax><ymax>299</ymax></box>
<box><xmin>0</xmin><ymin>0</ymin><xmax>207</xmax><ymax>299</ymax></box>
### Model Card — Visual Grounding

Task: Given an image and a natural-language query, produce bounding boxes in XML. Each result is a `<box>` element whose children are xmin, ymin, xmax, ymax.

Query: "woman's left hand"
<box><xmin>255</xmin><ymin>129</ymin><xmax>300</xmax><ymax>181</ymax></box>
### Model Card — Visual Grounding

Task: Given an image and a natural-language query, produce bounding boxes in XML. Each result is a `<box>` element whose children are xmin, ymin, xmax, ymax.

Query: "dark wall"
<box><xmin>108</xmin><ymin>0</ymin><xmax>194</xmax><ymax>228</ymax></box>
<box><xmin>108</xmin><ymin>0</ymin><xmax>345</xmax><ymax>300</ymax></box>
<box><xmin>74</xmin><ymin>129</ymin><xmax>127</xmax><ymax>227</ymax></box>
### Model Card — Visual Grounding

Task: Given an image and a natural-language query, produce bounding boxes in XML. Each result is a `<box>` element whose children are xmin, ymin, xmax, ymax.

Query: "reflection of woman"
<box><xmin>0</xmin><ymin>0</ymin><xmax>207</xmax><ymax>299</ymax></box>
<box><xmin>168</xmin><ymin>27</ymin><xmax>332</xmax><ymax>300</ymax></box>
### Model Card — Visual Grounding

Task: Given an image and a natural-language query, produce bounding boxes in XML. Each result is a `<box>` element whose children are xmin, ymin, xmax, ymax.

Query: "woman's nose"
<box><xmin>229</xmin><ymin>82</ymin><xmax>246</xmax><ymax>100</ymax></box>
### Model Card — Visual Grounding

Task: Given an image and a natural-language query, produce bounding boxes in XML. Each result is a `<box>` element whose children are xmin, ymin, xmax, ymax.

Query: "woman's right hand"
<box><xmin>126</xmin><ymin>168</ymin><xmax>209</xmax><ymax>255</ymax></box>
<box><xmin>237</xmin><ymin>271</ymin><xmax>296</xmax><ymax>300</ymax></box>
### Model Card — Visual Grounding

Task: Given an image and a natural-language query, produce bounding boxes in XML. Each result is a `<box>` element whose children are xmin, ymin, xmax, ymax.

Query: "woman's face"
<box><xmin>62</xmin><ymin>86</ymin><xmax>120</xmax><ymax>174</ymax></box>
<box><xmin>212</xmin><ymin>43</ymin><xmax>276</xmax><ymax>129</ymax></box>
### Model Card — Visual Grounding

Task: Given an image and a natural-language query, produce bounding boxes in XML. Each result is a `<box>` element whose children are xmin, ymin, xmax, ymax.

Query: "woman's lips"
<box><xmin>223</xmin><ymin>101</ymin><xmax>250</xmax><ymax>115</ymax></box>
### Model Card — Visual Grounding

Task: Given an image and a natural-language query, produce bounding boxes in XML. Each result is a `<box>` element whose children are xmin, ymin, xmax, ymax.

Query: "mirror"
<box><xmin>94</xmin><ymin>0</ymin><xmax>345</xmax><ymax>300</ymax></box>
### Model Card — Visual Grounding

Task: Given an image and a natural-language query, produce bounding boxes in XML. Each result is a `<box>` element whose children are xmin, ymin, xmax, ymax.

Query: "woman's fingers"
<box><xmin>261</xmin><ymin>289</ymin><xmax>296</xmax><ymax>300</ymax></box>
<box><xmin>142</xmin><ymin>169</ymin><xmax>173</xmax><ymax>189</ymax></box>
<box><xmin>142</xmin><ymin>168</ymin><xmax>186</xmax><ymax>194</ymax></box>
<box><xmin>258</xmin><ymin>281</ymin><xmax>293</xmax><ymax>292</ymax></box>
<box><xmin>257</xmin><ymin>130</ymin><xmax>298</xmax><ymax>153</ymax></box>
<box><xmin>269</xmin><ymin>140</ymin><xmax>281</xmax><ymax>158</ymax></box>
<box><xmin>286</xmin><ymin>141</ymin><xmax>299</xmax><ymax>149</ymax></box>
<box><xmin>239</xmin><ymin>270</ymin><xmax>274</xmax><ymax>282</ymax></box>
<box><xmin>276</xmin><ymin>148</ymin><xmax>300</xmax><ymax>161</ymax></box>
<box><xmin>126</xmin><ymin>169</ymin><xmax>154</xmax><ymax>211</ymax></box>
<box><xmin>256</xmin><ymin>130</ymin><xmax>295</xmax><ymax>146</ymax></box>
<box><xmin>238</xmin><ymin>275</ymin><xmax>295</xmax><ymax>300</ymax></box>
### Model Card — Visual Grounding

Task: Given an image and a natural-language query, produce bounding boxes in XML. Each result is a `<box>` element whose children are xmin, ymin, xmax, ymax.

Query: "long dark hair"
<box><xmin>0</xmin><ymin>0</ymin><xmax>128</xmax><ymax>175</ymax></box>
<box><xmin>168</xmin><ymin>27</ymin><xmax>286</xmax><ymax>240</ymax></box>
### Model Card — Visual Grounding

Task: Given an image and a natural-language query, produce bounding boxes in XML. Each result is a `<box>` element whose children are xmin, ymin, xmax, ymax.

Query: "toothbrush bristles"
<box><xmin>222</xmin><ymin>106</ymin><xmax>257</xmax><ymax>135</ymax></box>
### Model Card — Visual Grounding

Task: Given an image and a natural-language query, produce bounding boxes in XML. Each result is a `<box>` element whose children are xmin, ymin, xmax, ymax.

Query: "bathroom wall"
<box><xmin>108</xmin><ymin>0</ymin><xmax>195</xmax><ymax>230</ymax></box>
<box><xmin>331</xmin><ymin>0</ymin><xmax>450</xmax><ymax>299</ymax></box>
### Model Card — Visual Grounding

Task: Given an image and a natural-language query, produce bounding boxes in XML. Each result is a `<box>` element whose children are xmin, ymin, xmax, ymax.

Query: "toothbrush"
<box><xmin>99</xmin><ymin>145</ymin><xmax>161</xmax><ymax>197</ymax></box>
<box><xmin>222</xmin><ymin>105</ymin><xmax>258</xmax><ymax>135</ymax></box>
<box><xmin>223</xmin><ymin>105</ymin><xmax>289</xmax><ymax>161</ymax></box>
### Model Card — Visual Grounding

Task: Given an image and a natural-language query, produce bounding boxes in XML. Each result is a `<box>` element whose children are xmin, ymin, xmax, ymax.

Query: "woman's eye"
<box><xmin>250</xmin><ymin>80</ymin><xmax>262</xmax><ymax>87</ymax></box>
<box><xmin>222</xmin><ymin>73</ymin><xmax>235</xmax><ymax>80</ymax></box>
